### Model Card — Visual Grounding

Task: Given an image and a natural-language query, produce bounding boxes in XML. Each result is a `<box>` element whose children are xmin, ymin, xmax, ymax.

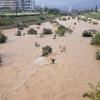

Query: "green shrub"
<box><xmin>53</xmin><ymin>20</ymin><xmax>59</xmax><ymax>25</ymax></box>
<box><xmin>0</xmin><ymin>30</ymin><xmax>2</xmax><ymax>34</ymax></box>
<box><xmin>83</xmin><ymin>83</ymin><xmax>100</xmax><ymax>100</ymax></box>
<box><xmin>89</xmin><ymin>21</ymin><xmax>92</xmax><ymax>24</ymax></box>
<box><xmin>36</xmin><ymin>22</ymin><xmax>41</xmax><ymax>25</ymax></box>
<box><xmin>82</xmin><ymin>17</ymin><xmax>88</xmax><ymax>22</ymax></box>
<box><xmin>56</xmin><ymin>25</ymin><xmax>73</xmax><ymax>36</ymax></box>
<box><xmin>56</xmin><ymin>28</ymin><xmax>65</xmax><ymax>36</ymax></box>
<box><xmin>72</xmin><ymin>16</ymin><xmax>76</xmax><ymax>19</ymax></box>
<box><xmin>50</xmin><ymin>20</ymin><xmax>59</xmax><ymax>24</ymax></box>
<box><xmin>82</xmin><ymin>30</ymin><xmax>93</xmax><ymax>37</ymax></box>
<box><xmin>58</xmin><ymin>25</ymin><xmax>66</xmax><ymax>29</ymax></box>
<box><xmin>50</xmin><ymin>20</ymin><xmax>54</xmax><ymax>24</ymax></box>
<box><xmin>68</xmin><ymin>28</ymin><xmax>73</xmax><ymax>33</ymax></box>
<box><xmin>96</xmin><ymin>50</ymin><xmax>100</xmax><ymax>60</ymax></box>
<box><xmin>66</xmin><ymin>27</ymin><xmax>73</xmax><ymax>33</ymax></box>
<box><xmin>34</xmin><ymin>42</ymin><xmax>40</xmax><ymax>47</ymax></box>
<box><xmin>43</xmin><ymin>28</ymin><xmax>53</xmax><ymax>35</ymax></box>
<box><xmin>27</xmin><ymin>28</ymin><xmax>37</xmax><ymax>35</ymax></box>
<box><xmin>16</xmin><ymin>30</ymin><xmax>21</xmax><ymax>36</ymax></box>
<box><xmin>42</xmin><ymin>46</ymin><xmax>52</xmax><ymax>56</ymax></box>
<box><xmin>23</xmin><ymin>24</ymin><xmax>29</xmax><ymax>28</ymax></box>
<box><xmin>40</xmin><ymin>16</ymin><xmax>45</xmax><ymax>20</ymax></box>
<box><xmin>55</xmin><ymin>25</ymin><xmax>66</xmax><ymax>36</ymax></box>
<box><xmin>0</xmin><ymin>55</ymin><xmax>2</xmax><ymax>66</ymax></box>
<box><xmin>92</xmin><ymin>21</ymin><xmax>98</xmax><ymax>25</ymax></box>
<box><xmin>0</xmin><ymin>33</ymin><xmax>7</xmax><ymax>43</ymax></box>
<box><xmin>91</xmin><ymin>33</ymin><xmax>100</xmax><ymax>45</ymax></box>
<box><xmin>74</xmin><ymin>22</ymin><xmax>77</xmax><ymax>25</ymax></box>
<box><xmin>0</xmin><ymin>17</ymin><xmax>14</xmax><ymax>26</ymax></box>
<box><xmin>62</xmin><ymin>17</ymin><xmax>67</xmax><ymax>21</ymax></box>
<box><xmin>16</xmin><ymin>22</ymin><xmax>24</xmax><ymax>30</ymax></box>
<box><xmin>59</xmin><ymin>17</ymin><xmax>62</xmax><ymax>20</ymax></box>
<box><xmin>77</xmin><ymin>17</ymin><xmax>81</xmax><ymax>20</ymax></box>
<box><xmin>68</xmin><ymin>17</ymin><xmax>70</xmax><ymax>20</ymax></box>
<box><xmin>88</xmin><ymin>19</ymin><xmax>92</xmax><ymax>22</ymax></box>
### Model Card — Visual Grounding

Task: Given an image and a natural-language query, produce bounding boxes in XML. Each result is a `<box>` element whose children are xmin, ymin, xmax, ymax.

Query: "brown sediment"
<box><xmin>0</xmin><ymin>16</ymin><xmax>100</xmax><ymax>100</ymax></box>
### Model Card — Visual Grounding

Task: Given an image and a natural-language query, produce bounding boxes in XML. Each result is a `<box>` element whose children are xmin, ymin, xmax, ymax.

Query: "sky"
<box><xmin>35</xmin><ymin>0</ymin><xmax>100</xmax><ymax>10</ymax></box>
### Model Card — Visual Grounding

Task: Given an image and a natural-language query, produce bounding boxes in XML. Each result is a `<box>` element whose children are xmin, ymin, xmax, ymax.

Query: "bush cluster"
<box><xmin>15</xmin><ymin>30</ymin><xmax>21</xmax><ymax>36</ymax></box>
<box><xmin>55</xmin><ymin>25</ymin><xmax>66</xmax><ymax>36</ymax></box>
<box><xmin>91</xmin><ymin>33</ymin><xmax>100</xmax><ymax>45</ymax></box>
<box><xmin>96</xmin><ymin>50</ymin><xmax>100</xmax><ymax>60</ymax></box>
<box><xmin>40</xmin><ymin>16</ymin><xmax>45</xmax><ymax>20</ymax></box>
<box><xmin>0</xmin><ymin>17</ymin><xmax>14</xmax><ymax>26</ymax></box>
<box><xmin>77</xmin><ymin>17</ymin><xmax>81</xmax><ymax>20</ymax></box>
<box><xmin>92</xmin><ymin>21</ymin><xmax>98</xmax><ymax>25</ymax></box>
<box><xmin>66</xmin><ymin>27</ymin><xmax>73</xmax><ymax>33</ymax></box>
<box><xmin>0</xmin><ymin>33</ymin><xmax>7</xmax><ymax>43</ymax></box>
<box><xmin>82</xmin><ymin>30</ymin><xmax>93</xmax><ymax>37</ymax></box>
<box><xmin>62</xmin><ymin>17</ymin><xmax>67</xmax><ymax>21</ymax></box>
<box><xmin>42</xmin><ymin>46</ymin><xmax>52</xmax><ymax>56</ymax></box>
<box><xmin>23</xmin><ymin>24</ymin><xmax>29</xmax><ymax>28</ymax></box>
<box><xmin>68</xmin><ymin>17</ymin><xmax>70</xmax><ymax>20</ymax></box>
<box><xmin>72</xmin><ymin>16</ymin><xmax>76</xmax><ymax>19</ymax></box>
<box><xmin>16</xmin><ymin>22</ymin><xmax>24</xmax><ymax>30</ymax></box>
<box><xmin>0</xmin><ymin>55</ymin><xmax>1</xmax><ymax>63</ymax></box>
<box><xmin>82</xmin><ymin>17</ymin><xmax>88</xmax><ymax>22</ymax></box>
<box><xmin>59</xmin><ymin>17</ymin><xmax>62</xmax><ymax>20</ymax></box>
<box><xmin>36</xmin><ymin>22</ymin><xmax>41</xmax><ymax>25</ymax></box>
<box><xmin>43</xmin><ymin>28</ymin><xmax>53</xmax><ymax>35</ymax></box>
<box><xmin>27</xmin><ymin>28</ymin><xmax>37</xmax><ymax>35</ymax></box>
<box><xmin>74</xmin><ymin>23</ymin><xmax>77</xmax><ymax>25</ymax></box>
<box><xmin>83</xmin><ymin>83</ymin><xmax>100</xmax><ymax>100</ymax></box>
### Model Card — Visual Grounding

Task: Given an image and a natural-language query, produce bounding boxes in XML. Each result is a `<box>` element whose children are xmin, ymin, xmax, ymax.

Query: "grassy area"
<box><xmin>83</xmin><ymin>83</ymin><xmax>100</xmax><ymax>100</ymax></box>
<box><xmin>91</xmin><ymin>33</ymin><xmax>100</xmax><ymax>45</ymax></box>
<box><xmin>55</xmin><ymin>25</ymin><xmax>67</xmax><ymax>36</ymax></box>
<box><xmin>83</xmin><ymin>12</ymin><xmax>100</xmax><ymax>20</ymax></box>
<box><xmin>0</xmin><ymin>13</ymin><xmax>61</xmax><ymax>26</ymax></box>
<box><xmin>0</xmin><ymin>11</ymin><xmax>39</xmax><ymax>16</ymax></box>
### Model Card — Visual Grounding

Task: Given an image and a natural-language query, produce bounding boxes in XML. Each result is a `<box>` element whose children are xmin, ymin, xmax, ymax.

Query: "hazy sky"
<box><xmin>35</xmin><ymin>0</ymin><xmax>100</xmax><ymax>10</ymax></box>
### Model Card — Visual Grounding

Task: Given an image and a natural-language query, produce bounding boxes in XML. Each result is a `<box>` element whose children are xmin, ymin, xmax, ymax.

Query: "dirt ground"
<box><xmin>0</xmin><ymin>16</ymin><xmax>100</xmax><ymax>100</ymax></box>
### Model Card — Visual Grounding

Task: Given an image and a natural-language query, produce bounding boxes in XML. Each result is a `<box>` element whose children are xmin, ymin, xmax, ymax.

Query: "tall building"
<box><xmin>17</xmin><ymin>0</ymin><xmax>35</xmax><ymax>11</ymax></box>
<box><xmin>32</xmin><ymin>0</ymin><xmax>36</xmax><ymax>10</ymax></box>
<box><xmin>0</xmin><ymin>0</ymin><xmax>16</xmax><ymax>10</ymax></box>
<box><xmin>0</xmin><ymin>0</ymin><xmax>35</xmax><ymax>11</ymax></box>
<box><xmin>24</xmin><ymin>0</ymin><xmax>32</xmax><ymax>10</ymax></box>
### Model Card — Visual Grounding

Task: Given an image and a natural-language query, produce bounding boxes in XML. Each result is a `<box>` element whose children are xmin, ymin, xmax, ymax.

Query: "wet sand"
<box><xmin>0</xmin><ymin>17</ymin><xmax>100</xmax><ymax>100</ymax></box>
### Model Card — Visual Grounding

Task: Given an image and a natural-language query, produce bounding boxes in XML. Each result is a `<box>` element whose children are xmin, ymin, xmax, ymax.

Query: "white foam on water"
<box><xmin>34</xmin><ymin>57</ymin><xmax>50</xmax><ymax>65</ymax></box>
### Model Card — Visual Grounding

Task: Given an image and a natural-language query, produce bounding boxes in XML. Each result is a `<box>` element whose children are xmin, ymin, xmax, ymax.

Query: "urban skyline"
<box><xmin>0</xmin><ymin>0</ymin><xmax>16</xmax><ymax>9</ymax></box>
<box><xmin>0</xmin><ymin>0</ymin><xmax>100</xmax><ymax>11</ymax></box>
<box><xmin>0</xmin><ymin>0</ymin><xmax>36</xmax><ymax>10</ymax></box>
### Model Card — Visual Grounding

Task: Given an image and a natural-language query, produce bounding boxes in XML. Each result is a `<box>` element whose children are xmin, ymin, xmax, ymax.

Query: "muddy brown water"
<box><xmin>0</xmin><ymin>17</ymin><xmax>100</xmax><ymax>100</ymax></box>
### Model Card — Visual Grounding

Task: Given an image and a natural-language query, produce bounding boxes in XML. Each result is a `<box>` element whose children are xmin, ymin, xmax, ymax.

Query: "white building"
<box><xmin>0</xmin><ymin>0</ymin><xmax>35</xmax><ymax>11</ymax></box>
<box><xmin>0</xmin><ymin>0</ymin><xmax>16</xmax><ymax>10</ymax></box>
<box><xmin>17</xmin><ymin>0</ymin><xmax>35</xmax><ymax>11</ymax></box>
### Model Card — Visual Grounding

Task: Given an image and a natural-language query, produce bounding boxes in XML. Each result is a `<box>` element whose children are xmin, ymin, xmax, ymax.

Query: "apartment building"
<box><xmin>16</xmin><ymin>0</ymin><xmax>35</xmax><ymax>11</ymax></box>
<box><xmin>0</xmin><ymin>0</ymin><xmax>35</xmax><ymax>11</ymax></box>
<box><xmin>0</xmin><ymin>0</ymin><xmax>16</xmax><ymax>10</ymax></box>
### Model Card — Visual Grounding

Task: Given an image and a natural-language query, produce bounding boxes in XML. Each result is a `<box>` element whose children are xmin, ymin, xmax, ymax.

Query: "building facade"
<box><xmin>17</xmin><ymin>0</ymin><xmax>35</xmax><ymax>11</ymax></box>
<box><xmin>0</xmin><ymin>0</ymin><xmax>16</xmax><ymax>10</ymax></box>
<box><xmin>0</xmin><ymin>0</ymin><xmax>35</xmax><ymax>11</ymax></box>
